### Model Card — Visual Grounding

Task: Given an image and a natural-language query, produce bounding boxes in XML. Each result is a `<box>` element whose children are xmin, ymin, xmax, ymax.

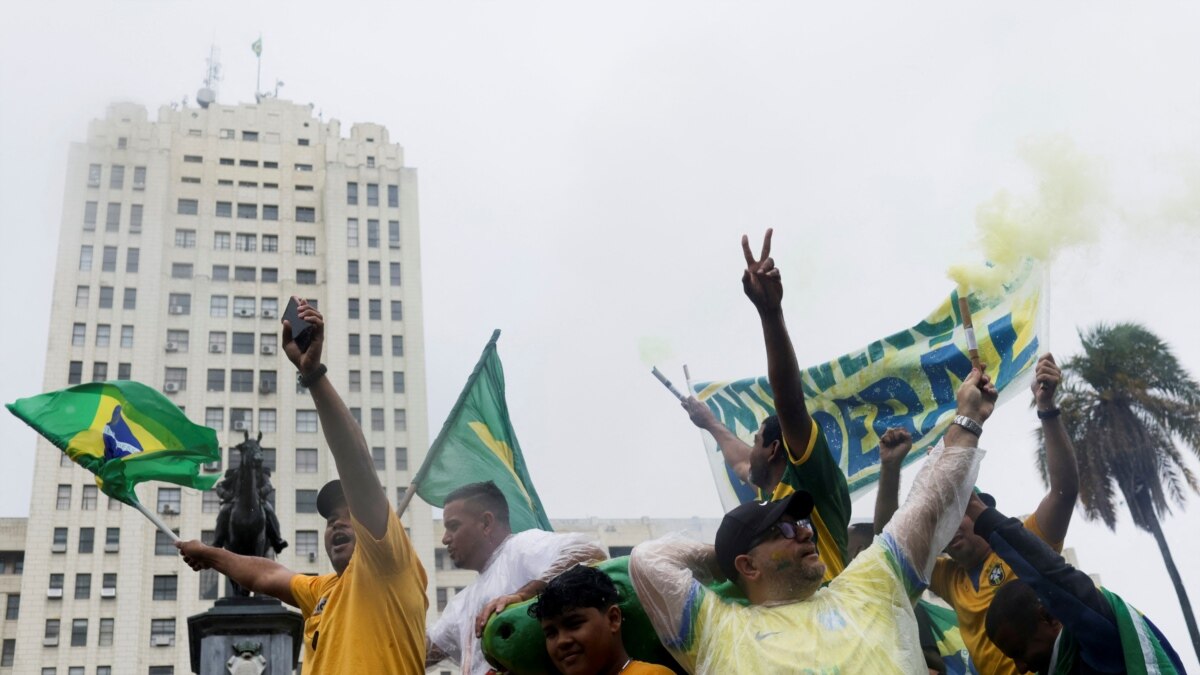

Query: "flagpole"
<box><xmin>396</xmin><ymin>329</ymin><xmax>502</xmax><ymax>519</ymax></box>
<box><xmin>255</xmin><ymin>35</ymin><xmax>262</xmax><ymax>98</ymax></box>
<box><xmin>131</xmin><ymin>499</ymin><xmax>181</xmax><ymax>543</ymax></box>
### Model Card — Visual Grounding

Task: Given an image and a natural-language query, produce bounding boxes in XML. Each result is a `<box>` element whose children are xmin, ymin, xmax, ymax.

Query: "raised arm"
<box><xmin>741</xmin><ymin>229</ymin><xmax>814</xmax><ymax>457</ymax></box>
<box><xmin>682</xmin><ymin>397</ymin><xmax>752</xmax><ymax>483</ymax></box>
<box><xmin>1031</xmin><ymin>353</ymin><xmax>1079</xmax><ymax>544</ymax></box>
<box><xmin>873</xmin><ymin>427</ymin><xmax>913</xmax><ymax>534</ymax></box>
<box><xmin>283</xmin><ymin>298</ymin><xmax>390</xmax><ymax>539</ymax></box>
<box><xmin>177</xmin><ymin>540</ymin><xmax>296</xmax><ymax>606</ymax></box>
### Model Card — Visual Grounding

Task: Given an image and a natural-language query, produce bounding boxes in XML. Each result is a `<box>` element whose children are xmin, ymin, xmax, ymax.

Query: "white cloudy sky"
<box><xmin>2</xmin><ymin>1</ymin><xmax>1199</xmax><ymax>668</ymax></box>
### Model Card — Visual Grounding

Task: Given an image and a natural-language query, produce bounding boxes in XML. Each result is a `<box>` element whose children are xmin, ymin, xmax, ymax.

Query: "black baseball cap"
<box><xmin>317</xmin><ymin>480</ymin><xmax>346</xmax><ymax>519</ymax></box>
<box><xmin>715</xmin><ymin>491</ymin><xmax>815</xmax><ymax>581</ymax></box>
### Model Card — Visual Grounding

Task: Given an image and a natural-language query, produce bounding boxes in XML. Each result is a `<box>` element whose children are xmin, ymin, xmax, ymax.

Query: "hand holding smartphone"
<box><xmin>283</xmin><ymin>297</ymin><xmax>314</xmax><ymax>353</ymax></box>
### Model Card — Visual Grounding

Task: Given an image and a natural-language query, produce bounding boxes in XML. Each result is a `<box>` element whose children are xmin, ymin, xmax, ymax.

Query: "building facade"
<box><xmin>13</xmin><ymin>98</ymin><xmax>435</xmax><ymax>674</ymax></box>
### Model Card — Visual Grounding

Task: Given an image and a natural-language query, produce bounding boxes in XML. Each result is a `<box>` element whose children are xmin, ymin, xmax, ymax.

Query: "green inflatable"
<box><xmin>480</xmin><ymin>556</ymin><xmax>747</xmax><ymax>675</ymax></box>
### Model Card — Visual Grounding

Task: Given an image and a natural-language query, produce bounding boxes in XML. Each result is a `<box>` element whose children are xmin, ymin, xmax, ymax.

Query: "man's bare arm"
<box><xmin>177</xmin><ymin>540</ymin><xmax>297</xmax><ymax>606</ymax></box>
<box><xmin>682</xmin><ymin>397</ymin><xmax>751</xmax><ymax>483</ymax></box>
<box><xmin>873</xmin><ymin>428</ymin><xmax>913</xmax><ymax>534</ymax></box>
<box><xmin>1031</xmin><ymin>353</ymin><xmax>1079</xmax><ymax>544</ymax></box>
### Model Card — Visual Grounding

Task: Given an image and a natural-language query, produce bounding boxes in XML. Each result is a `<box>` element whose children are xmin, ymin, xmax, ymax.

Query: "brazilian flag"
<box><xmin>416</xmin><ymin>330</ymin><xmax>552</xmax><ymax>532</ymax></box>
<box><xmin>7</xmin><ymin>381</ymin><xmax>221</xmax><ymax>505</ymax></box>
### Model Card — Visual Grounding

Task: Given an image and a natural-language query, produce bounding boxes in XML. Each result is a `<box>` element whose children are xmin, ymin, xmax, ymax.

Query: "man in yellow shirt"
<box><xmin>178</xmin><ymin>298</ymin><xmax>428</xmax><ymax>674</ymax></box>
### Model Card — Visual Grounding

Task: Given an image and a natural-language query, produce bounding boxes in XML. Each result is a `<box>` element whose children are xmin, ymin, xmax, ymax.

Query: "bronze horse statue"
<box><xmin>212</xmin><ymin>431</ymin><xmax>287</xmax><ymax>596</ymax></box>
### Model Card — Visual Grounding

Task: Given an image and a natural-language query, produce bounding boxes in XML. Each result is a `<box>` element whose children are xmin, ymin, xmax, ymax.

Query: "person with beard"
<box><xmin>177</xmin><ymin>298</ymin><xmax>428</xmax><ymax>674</ymax></box>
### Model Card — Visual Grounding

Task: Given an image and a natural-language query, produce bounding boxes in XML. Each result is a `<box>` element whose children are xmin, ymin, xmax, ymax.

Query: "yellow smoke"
<box><xmin>637</xmin><ymin>336</ymin><xmax>674</xmax><ymax>367</ymax></box>
<box><xmin>948</xmin><ymin>137</ymin><xmax>1107</xmax><ymax>297</ymax></box>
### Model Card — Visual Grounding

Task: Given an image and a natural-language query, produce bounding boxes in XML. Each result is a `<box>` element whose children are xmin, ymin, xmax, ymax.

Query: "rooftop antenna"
<box><xmin>274</xmin><ymin>80</ymin><xmax>284</xmax><ymax>98</ymax></box>
<box><xmin>252</xmin><ymin>35</ymin><xmax>263</xmax><ymax>102</ymax></box>
<box><xmin>197</xmin><ymin>45</ymin><xmax>221</xmax><ymax>109</ymax></box>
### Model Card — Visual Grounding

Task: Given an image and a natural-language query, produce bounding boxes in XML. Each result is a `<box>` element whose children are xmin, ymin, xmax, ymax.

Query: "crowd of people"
<box><xmin>174</xmin><ymin>230</ymin><xmax>1187</xmax><ymax>674</ymax></box>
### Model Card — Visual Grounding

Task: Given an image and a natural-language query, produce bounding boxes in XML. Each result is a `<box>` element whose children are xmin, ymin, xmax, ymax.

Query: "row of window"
<box><xmin>345</xmin><ymin>182</ymin><xmax>400</xmax><ymax>208</ymax></box>
<box><xmin>347</xmin><ymin>260</ymin><xmax>404</xmax><ymax>286</ymax></box>
<box><xmin>66</xmin><ymin>361</ymin><xmax>130</xmax><ymax>384</ymax></box>
<box><xmin>82</xmin><ymin>201</ymin><xmax>142</xmax><ymax>233</ymax></box>
<box><xmin>177</xmin><ymin>199</ymin><xmax>314</xmax><ymax>222</ymax></box>
<box><xmin>42</xmin><ymin>615</ymin><xmax>174</xmax><ymax>649</ymax></box>
<box><xmin>70</xmin><ymin>324</ymin><xmax>134</xmax><ymax>349</ymax></box>
<box><xmin>172</xmin><ymin>264</ymin><xmax>282</xmax><ymax>282</ymax></box>
<box><xmin>164</xmin><ymin>329</ymin><xmax>404</xmax><ymax>356</ymax></box>
<box><xmin>163</xmin><ymin>368</ymin><xmax>279</xmax><ymax>394</ymax></box>
<box><xmin>48</xmin><ymin>525</ymin><xmax>120</xmax><ymax>552</ymax></box>
<box><xmin>198</xmin><ymin>128</ymin><xmax>310</xmax><ymax>143</ymax></box>
<box><xmin>347</xmin><ymin>218</ymin><xmax>402</xmax><ymax>249</ymax></box>
<box><xmin>177</xmin><ymin>230</ymin><xmax>280</xmax><ymax>252</ymax></box>
<box><xmin>165</xmin><ymin>294</ymin><xmax>290</xmax><ymax>316</ymax></box>
<box><xmin>78</xmin><ymin>246</ymin><xmax>139</xmax><ymax>275</ymax></box>
<box><xmin>86</xmin><ymin>163</ymin><xmax>145</xmax><ymax>190</ymax></box>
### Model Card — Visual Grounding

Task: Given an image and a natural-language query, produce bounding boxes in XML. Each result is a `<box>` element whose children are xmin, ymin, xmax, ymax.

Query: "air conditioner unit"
<box><xmin>164</xmin><ymin>342</ymin><xmax>179</xmax><ymax>352</ymax></box>
<box><xmin>152</xmin><ymin>635</ymin><xmax>174</xmax><ymax>647</ymax></box>
<box><xmin>163</xmin><ymin>382</ymin><xmax>180</xmax><ymax>393</ymax></box>
<box><xmin>209</xmin><ymin>344</ymin><xmax>224</xmax><ymax>353</ymax></box>
<box><xmin>261</xmin><ymin>308</ymin><xmax>277</xmax><ymax>319</ymax></box>
<box><xmin>232</xmin><ymin>420</ymin><xmax>249</xmax><ymax>432</ymax></box>
<box><xmin>235</xmin><ymin>308</ymin><xmax>255</xmax><ymax>317</ymax></box>
<box><xmin>307</xmin><ymin>551</ymin><xmax>317</xmax><ymax>562</ymax></box>
<box><xmin>160</xmin><ymin>505</ymin><xmax>179</xmax><ymax>516</ymax></box>
<box><xmin>202</xmin><ymin>460</ymin><xmax>221</xmax><ymax>473</ymax></box>
<box><xmin>100</xmin><ymin>587</ymin><xmax>116</xmax><ymax>598</ymax></box>
<box><xmin>51</xmin><ymin>543</ymin><xmax>67</xmax><ymax>553</ymax></box>
<box><xmin>46</xmin><ymin>588</ymin><xmax>63</xmax><ymax>598</ymax></box>
<box><xmin>133</xmin><ymin>181</ymin><xmax>145</xmax><ymax>190</ymax></box>
<box><xmin>104</xmin><ymin>543</ymin><xmax>119</xmax><ymax>553</ymax></box>
<box><xmin>258</xmin><ymin>382</ymin><xmax>275</xmax><ymax>395</ymax></box>
<box><xmin>261</xmin><ymin>344</ymin><xmax>276</xmax><ymax>355</ymax></box>
<box><xmin>42</xmin><ymin>637</ymin><xmax>59</xmax><ymax>647</ymax></box>
<box><xmin>168</xmin><ymin>305</ymin><xmax>185</xmax><ymax>315</ymax></box>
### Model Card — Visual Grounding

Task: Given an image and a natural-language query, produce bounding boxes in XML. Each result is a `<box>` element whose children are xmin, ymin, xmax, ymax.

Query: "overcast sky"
<box><xmin>3</xmin><ymin>1</ymin><xmax>1199</xmax><ymax>668</ymax></box>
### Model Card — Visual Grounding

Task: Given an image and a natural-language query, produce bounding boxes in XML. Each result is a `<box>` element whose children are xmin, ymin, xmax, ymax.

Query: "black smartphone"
<box><xmin>283</xmin><ymin>297</ymin><xmax>314</xmax><ymax>353</ymax></box>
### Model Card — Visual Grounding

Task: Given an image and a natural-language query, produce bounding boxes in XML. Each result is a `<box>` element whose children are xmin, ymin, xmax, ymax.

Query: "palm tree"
<box><xmin>1036</xmin><ymin>322</ymin><xmax>1200</xmax><ymax>662</ymax></box>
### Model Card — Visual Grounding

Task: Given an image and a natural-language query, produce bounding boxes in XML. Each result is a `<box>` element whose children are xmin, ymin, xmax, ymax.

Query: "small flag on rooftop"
<box><xmin>252</xmin><ymin>37</ymin><xmax>262</xmax><ymax>57</ymax></box>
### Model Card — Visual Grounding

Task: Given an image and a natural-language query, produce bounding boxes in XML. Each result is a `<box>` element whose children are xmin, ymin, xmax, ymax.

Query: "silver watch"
<box><xmin>953</xmin><ymin>415</ymin><xmax>983</xmax><ymax>437</ymax></box>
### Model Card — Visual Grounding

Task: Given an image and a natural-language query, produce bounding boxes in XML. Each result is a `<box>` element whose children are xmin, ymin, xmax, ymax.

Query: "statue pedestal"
<box><xmin>187</xmin><ymin>596</ymin><xmax>304</xmax><ymax>674</ymax></box>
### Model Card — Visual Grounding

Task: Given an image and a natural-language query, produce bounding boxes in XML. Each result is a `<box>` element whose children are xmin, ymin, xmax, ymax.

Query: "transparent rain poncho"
<box><xmin>630</xmin><ymin>444</ymin><xmax>984</xmax><ymax>675</ymax></box>
<box><xmin>429</xmin><ymin>529</ymin><xmax>607</xmax><ymax>675</ymax></box>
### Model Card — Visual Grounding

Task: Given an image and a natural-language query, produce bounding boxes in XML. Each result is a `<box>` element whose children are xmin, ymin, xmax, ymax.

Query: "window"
<box><xmin>152</xmin><ymin>575</ymin><xmax>177</xmax><ymax>601</ymax></box>
<box><xmin>215</xmin><ymin>201</ymin><xmax>232</xmax><ymax>218</ymax></box>
<box><xmin>211</xmin><ymin>264</ymin><xmax>229</xmax><ymax>281</ymax></box>
<box><xmin>296</xmin><ymin>448</ymin><xmax>317</xmax><ymax>473</ymax></box>
<box><xmin>199</xmin><ymin>563</ymin><xmax>218</xmax><ymax>600</ymax></box>
<box><xmin>390</xmin><ymin>263</ymin><xmax>403</xmax><ymax>287</ymax></box>
<box><xmin>219</xmin><ymin>128</ymin><xmax>235</xmax><ymax>139</ymax></box>
<box><xmin>206</xmin><ymin>368</ymin><xmax>225</xmax><ymax>392</ymax></box>
<box><xmin>166</xmin><ymin>329</ymin><xmax>189</xmax><ymax>352</ymax></box>
<box><xmin>88</xmin><ymin>163</ymin><xmax>102</xmax><ymax>187</ymax></box>
<box><xmin>79</xmin><ymin>245</ymin><xmax>93</xmax><ymax>271</ymax></box>
<box><xmin>240</xmin><ymin>159</ymin><xmax>259</xmax><ymax>168</ymax></box>
<box><xmin>174</xmin><ymin>229</ymin><xmax>196</xmax><ymax>248</ymax></box>
<box><xmin>388</xmin><ymin>184</ymin><xmax>399</xmax><ymax>208</ymax></box>
<box><xmin>394</xmin><ymin>409</ymin><xmax>407</xmax><ymax>431</ymax></box>
<box><xmin>347</xmin><ymin>182</ymin><xmax>359</xmax><ymax>205</ymax></box>
<box><xmin>262</xmin><ymin>234</ymin><xmax>278</xmax><ymax>252</ymax></box>
<box><xmin>349</xmin><ymin>370</ymin><xmax>362</xmax><ymax>392</ymax></box>
<box><xmin>209</xmin><ymin>332</ymin><xmax>226</xmax><ymax>352</ymax></box>
<box><xmin>296</xmin><ymin>531</ymin><xmax>319</xmax><ymax>558</ymax></box>
<box><xmin>105</xmin><ymin>203</ymin><xmax>121</xmax><ymax>232</ymax></box>
<box><xmin>296</xmin><ymin>237</ymin><xmax>316</xmax><ymax>255</ymax></box>
<box><xmin>348</xmin><ymin>298</ymin><xmax>360</xmax><ymax>319</ymax></box>
<box><xmin>125</xmin><ymin>247</ymin><xmax>139</xmax><ymax>273</ymax></box>
<box><xmin>396</xmin><ymin>447</ymin><xmax>408</xmax><ymax>471</ymax></box>
<box><xmin>92</xmin><ymin>362</ymin><xmax>108</xmax><ymax>381</ymax></box>
<box><xmin>263</xmin><ymin>204</ymin><xmax>279</xmax><ymax>221</ymax></box>
<box><xmin>72</xmin><ymin>323</ymin><xmax>86</xmax><ymax>347</ymax></box>
<box><xmin>98</xmin><ymin>618</ymin><xmax>114</xmax><ymax>646</ymax></box>
<box><xmin>181</xmin><ymin>176</ymin><xmax>200</xmax><ymax>183</ymax></box>
<box><xmin>347</xmin><ymin>218</ymin><xmax>359</xmax><ymax>247</ymax></box>
<box><xmin>75</xmin><ymin>286</ymin><xmax>89</xmax><ymax>308</ymax></box>
<box><xmin>261</xmin><ymin>297</ymin><xmax>279</xmax><ymax>317</ymax></box>
<box><xmin>232</xmin><ymin>332</ymin><xmax>254</xmax><ymax>354</ymax></box>
<box><xmin>102</xmin><ymin>573</ymin><xmax>116</xmax><ymax>595</ymax></box>
<box><xmin>242</xmin><ymin>130</ymin><xmax>258</xmax><ymax>142</ymax></box>
<box><xmin>437</xmin><ymin>588</ymin><xmax>448</xmax><ymax>612</ymax></box>
<box><xmin>297</xmin><ymin>269</ymin><xmax>316</xmax><ymax>285</ymax></box>
<box><xmin>105</xmin><ymin>527</ymin><xmax>119</xmax><ymax>553</ymax></box>
<box><xmin>369</xmin><ymin>299</ymin><xmax>381</xmax><ymax>321</ymax></box>
<box><xmin>393</xmin><ymin>372</ymin><xmax>406</xmax><ymax>394</ymax></box>
<box><xmin>44</xmin><ymin>618</ymin><xmax>61</xmax><ymax>646</ymax></box>
<box><xmin>117</xmin><ymin>363</ymin><xmax>131</xmax><ymax>380</ymax></box>
<box><xmin>264</xmin><ymin>161</ymin><xmax>278</xmax><ymax>169</ymax></box>
<box><xmin>120</xmin><ymin>325</ymin><xmax>134</xmax><ymax>348</ymax></box>
<box><xmin>162</xmin><ymin>369</ymin><xmax>186</xmax><ymax>394</ymax></box>
<box><xmin>260</xmin><ymin>370</ymin><xmax>277</xmax><ymax>394</ymax></box>
<box><xmin>389</xmin><ymin>220</ymin><xmax>400</xmax><ymax>248</ymax></box>
<box><xmin>367</xmin><ymin>219</ymin><xmax>380</xmax><ymax>247</ymax></box>
<box><xmin>298</xmin><ymin>138</ymin><xmax>310</xmax><ymax>146</ymax></box>
<box><xmin>56</xmin><ymin>485</ymin><xmax>71</xmax><ymax>510</ymax></box>
<box><xmin>154</xmin><ymin>531</ymin><xmax>178</xmax><ymax>555</ymax></box>
<box><xmin>262</xmin><ymin>267</ymin><xmax>278</xmax><ymax>283</ymax></box>
<box><xmin>372</xmin><ymin>446</ymin><xmax>386</xmax><ymax>470</ymax></box>
<box><xmin>83</xmin><ymin>201</ymin><xmax>98</xmax><ymax>230</ymax></box>
<box><xmin>233</xmin><ymin>296</ymin><xmax>255</xmax><ymax>316</ymax></box>
<box><xmin>50</xmin><ymin>573</ymin><xmax>65</xmax><ymax>595</ymax></box>
<box><xmin>235</xmin><ymin>233</ymin><xmax>256</xmax><ymax>252</ymax></box>
<box><xmin>371</xmin><ymin>408</ymin><xmax>384</xmax><ymax>431</ymax></box>
<box><xmin>368</xmin><ymin>261</ymin><xmax>380</xmax><ymax>285</ymax></box>
<box><xmin>101</xmin><ymin>246</ymin><xmax>117</xmax><ymax>271</ymax></box>
<box><xmin>82</xmin><ymin>486</ymin><xmax>98</xmax><ymax>510</ymax></box>
<box><xmin>75</xmin><ymin>573</ymin><xmax>91</xmax><ymax>599</ymax></box>
<box><xmin>370</xmin><ymin>334</ymin><xmax>382</xmax><ymax>356</ymax></box>
<box><xmin>204</xmin><ymin>407</ymin><xmax>223</xmax><ymax>430</ymax></box>
<box><xmin>366</xmin><ymin>156</ymin><xmax>376</xmax><ymax>168</ymax></box>
<box><xmin>296</xmin><ymin>207</ymin><xmax>315</xmax><ymax>223</ymax></box>
<box><xmin>350</xmin><ymin>407</ymin><xmax>362</xmax><ymax>425</ymax></box>
<box><xmin>347</xmin><ymin>260</ymin><xmax>359</xmax><ymax>284</ymax></box>
<box><xmin>123</xmin><ymin>288</ymin><xmax>137</xmax><ymax>310</ymax></box>
<box><xmin>78</xmin><ymin>528</ymin><xmax>94</xmax><ymax>553</ymax></box>
<box><xmin>294</xmin><ymin>163</ymin><xmax>312</xmax><ymax>172</ymax></box>
<box><xmin>259</xmin><ymin>408</ymin><xmax>277</xmax><ymax>433</ymax></box>
<box><xmin>171</xmin><ymin>263</ymin><xmax>193</xmax><ymax>279</ymax></box>
<box><xmin>348</xmin><ymin>334</ymin><xmax>360</xmax><ymax>355</ymax></box>
<box><xmin>202</xmin><ymin>490</ymin><xmax>220</xmax><ymax>513</ymax></box>
<box><xmin>296</xmin><ymin>410</ymin><xmax>317</xmax><ymax>433</ymax></box>
<box><xmin>367</xmin><ymin>183</ymin><xmax>379</xmax><ymax>206</ymax></box>
<box><xmin>0</xmin><ymin>639</ymin><xmax>12</xmax><ymax>666</ymax></box>
<box><xmin>133</xmin><ymin>165</ymin><xmax>146</xmax><ymax>188</ymax></box>
<box><xmin>95</xmin><ymin>324</ymin><xmax>111</xmax><ymax>347</ymax></box>
<box><xmin>370</xmin><ymin>370</ymin><xmax>384</xmax><ymax>392</ymax></box>
<box><xmin>231</xmin><ymin>369</ymin><xmax>253</xmax><ymax>392</ymax></box>
<box><xmin>168</xmin><ymin>292</ymin><xmax>190</xmax><ymax>314</ymax></box>
<box><xmin>149</xmin><ymin>618</ymin><xmax>175</xmax><ymax>646</ymax></box>
<box><xmin>237</xmin><ymin>203</ymin><xmax>256</xmax><ymax>219</ymax></box>
<box><xmin>209</xmin><ymin>295</ymin><xmax>228</xmax><ymax>318</ymax></box>
<box><xmin>177</xmin><ymin>198</ymin><xmax>198</xmax><ymax>215</ymax></box>
<box><xmin>296</xmin><ymin>490</ymin><xmax>318</xmax><ymax>513</ymax></box>
<box><xmin>129</xmin><ymin>204</ymin><xmax>143</xmax><ymax>232</ymax></box>
<box><xmin>214</xmin><ymin>231</ymin><xmax>231</xmax><ymax>250</ymax></box>
<box><xmin>68</xmin><ymin>361</ymin><xmax>82</xmax><ymax>385</ymax></box>
<box><xmin>110</xmin><ymin>165</ymin><xmax>125</xmax><ymax>189</ymax></box>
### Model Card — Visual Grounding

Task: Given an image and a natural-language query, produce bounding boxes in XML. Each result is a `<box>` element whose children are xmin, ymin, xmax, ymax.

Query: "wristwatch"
<box><xmin>952</xmin><ymin>415</ymin><xmax>983</xmax><ymax>437</ymax></box>
<box><xmin>297</xmin><ymin>364</ymin><xmax>327</xmax><ymax>388</ymax></box>
<box><xmin>1036</xmin><ymin>407</ymin><xmax>1061</xmax><ymax>420</ymax></box>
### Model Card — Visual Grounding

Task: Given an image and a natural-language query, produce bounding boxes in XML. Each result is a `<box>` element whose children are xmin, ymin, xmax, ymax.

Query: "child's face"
<box><xmin>540</xmin><ymin>605</ymin><xmax>622</xmax><ymax>675</ymax></box>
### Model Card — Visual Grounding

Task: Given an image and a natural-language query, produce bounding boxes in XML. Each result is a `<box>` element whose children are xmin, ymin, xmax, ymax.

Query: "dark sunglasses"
<box><xmin>748</xmin><ymin>518</ymin><xmax>813</xmax><ymax>550</ymax></box>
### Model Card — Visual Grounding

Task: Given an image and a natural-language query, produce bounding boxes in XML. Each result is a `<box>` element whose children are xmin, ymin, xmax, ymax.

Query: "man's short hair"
<box><xmin>986</xmin><ymin>579</ymin><xmax>1041</xmax><ymax>642</ymax></box>
<box><xmin>528</xmin><ymin>565</ymin><xmax>618</xmax><ymax>621</ymax></box>
<box><xmin>761</xmin><ymin>415</ymin><xmax>782</xmax><ymax>448</ymax></box>
<box><xmin>444</xmin><ymin>481</ymin><xmax>511</xmax><ymax>527</ymax></box>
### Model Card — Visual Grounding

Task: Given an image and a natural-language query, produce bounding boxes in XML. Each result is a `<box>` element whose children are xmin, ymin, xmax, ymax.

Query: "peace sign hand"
<box><xmin>742</xmin><ymin>228</ymin><xmax>783</xmax><ymax>313</ymax></box>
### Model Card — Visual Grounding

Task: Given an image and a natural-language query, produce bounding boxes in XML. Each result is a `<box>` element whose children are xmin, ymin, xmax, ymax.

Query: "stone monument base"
<box><xmin>188</xmin><ymin>596</ymin><xmax>304</xmax><ymax>674</ymax></box>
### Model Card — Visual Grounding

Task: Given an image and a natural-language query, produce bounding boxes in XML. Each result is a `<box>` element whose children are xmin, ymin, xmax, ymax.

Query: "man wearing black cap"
<box><xmin>631</xmin><ymin>362</ymin><xmax>998</xmax><ymax>673</ymax></box>
<box><xmin>177</xmin><ymin>297</ymin><xmax>428</xmax><ymax>674</ymax></box>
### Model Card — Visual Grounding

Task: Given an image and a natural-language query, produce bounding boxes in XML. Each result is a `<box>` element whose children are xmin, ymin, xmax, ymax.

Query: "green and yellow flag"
<box><xmin>415</xmin><ymin>330</ymin><xmax>552</xmax><ymax>532</ymax></box>
<box><xmin>251</xmin><ymin>37</ymin><xmax>262</xmax><ymax>57</ymax></box>
<box><xmin>7</xmin><ymin>380</ymin><xmax>221</xmax><ymax>505</ymax></box>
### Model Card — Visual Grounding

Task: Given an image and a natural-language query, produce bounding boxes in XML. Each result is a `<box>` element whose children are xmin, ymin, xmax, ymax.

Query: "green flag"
<box><xmin>251</xmin><ymin>37</ymin><xmax>262</xmax><ymax>57</ymax></box>
<box><xmin>416</xmin><ymin>330</ymin><xmax>552</xmax><ymax>532</ymax></box>
<box><xmin>7</xmin><ymin>380</ymin><xmax>221</xmax><ymax>505</ymax></box>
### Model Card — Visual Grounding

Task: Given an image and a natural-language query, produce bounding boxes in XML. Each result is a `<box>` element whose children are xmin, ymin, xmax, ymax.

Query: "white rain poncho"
<box><xmin>630</xmin><ymin>444</ymin><xmax>984</xmax><ymax>675</ymax></box>
<box><xmin>429</xmin><ymin>529</ymin><xmax>607</xmax><ymax>675</ymax></box>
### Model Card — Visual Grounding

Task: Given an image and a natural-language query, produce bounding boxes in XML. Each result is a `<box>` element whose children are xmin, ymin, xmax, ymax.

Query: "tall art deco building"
<box><xmin>12</xmin><ymin>95</ymin><xmax>436</xmax><ymax>674</ymax></box>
